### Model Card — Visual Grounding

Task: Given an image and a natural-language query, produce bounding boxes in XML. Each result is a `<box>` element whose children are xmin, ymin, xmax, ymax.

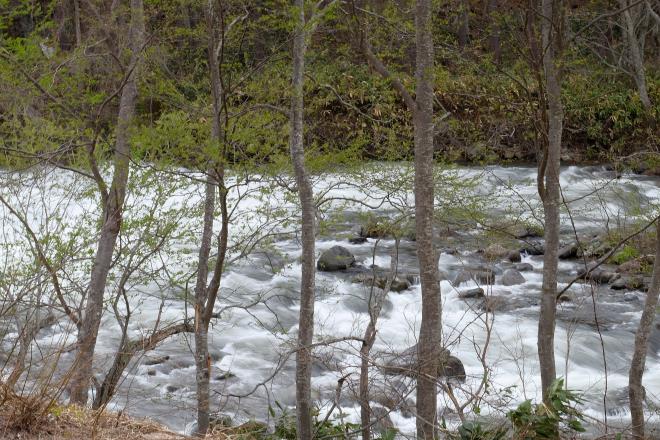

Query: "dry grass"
<box><xmin>0</xmin><ymin>383</ymin><xmax>273</xmax><ymax>439</ymax></box>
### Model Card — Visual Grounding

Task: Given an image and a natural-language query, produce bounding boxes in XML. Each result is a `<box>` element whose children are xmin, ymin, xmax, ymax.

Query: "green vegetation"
<box><xmin>1</xmin><ymin>1</ymin><xmax>658</xmax><ymax>171</ymax></box>
<box><xmin>507</xmin><ymin>379</ymin><xmax>586</xmax><ymax>439</ymax></box>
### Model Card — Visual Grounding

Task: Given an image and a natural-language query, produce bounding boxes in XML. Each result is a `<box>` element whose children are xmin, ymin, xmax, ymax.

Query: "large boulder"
<box><xmin>317</xmin><ymin>246</ymin><xmax>356</xmax><ymax>271</ymax></box>
<box><xmin>501</xmin><ymin>268</ymin><xmax>525</xmax><ymax>286</ymax></box>
<box><xmin>610</xmin><ymin>275</ymin><xmax>645</xmax><ymax>291</ymax></box>
<box><xmin>381</xmin><ymin>345</ymin><xmax>465</xmax><ymax>382</ymax></box>
<box><xmin>558</xmin><ymin>242</ymin><xmax>579</xmax><ymax>259</ymax></box>
<box><xmin>578</xmin><ymin>264</ymin><xmax>620</xmax><ymax>284</ymax></box>
<box><xmin>520</xmin><ymin>241</ymin><xmax>545</xmax><ymax>256</ymax></box>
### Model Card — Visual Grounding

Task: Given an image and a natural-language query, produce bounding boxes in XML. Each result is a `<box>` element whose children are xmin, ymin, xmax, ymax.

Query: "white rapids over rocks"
<box><xmin>1</xmin><ymin>164</ymin><xmax>659</xmax><ymax>436</ymax></box>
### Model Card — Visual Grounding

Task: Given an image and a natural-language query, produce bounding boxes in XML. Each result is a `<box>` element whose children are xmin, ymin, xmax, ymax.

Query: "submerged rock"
<box><xmin>317</xmin><ymin>246</ymin><xmax>356</xmax><ymax>271</ymax></box>
<box><xmin>144</xmin><ymin>355</ymin><xmax>170</xmax><ymax>366</ymax></box>
<box><xmin>352</xmin><ymin>273</ymin><xmax>411</xmax><ymax>292</ymax></box>
<box><xmin>348</xmin><ymin>236</ymin><xmax>368</xmax><ymax>244</ymax></box>
<box><xmin>458</xmin><ymin>287</ymin><xmax>485</xmax><ymax>299</ymax></box>
<box><xmin>514</xmin><ymin>262</ymin><xmax>534</xmax><ymax>272</ymax></box>
<box><xmin>453</xmin><ymin>267</ymin><xmax>495</xmax><ymax>286</ymax></box>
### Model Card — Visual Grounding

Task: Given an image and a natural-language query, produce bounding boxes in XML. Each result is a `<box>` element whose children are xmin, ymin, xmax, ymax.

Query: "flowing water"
<box><xmin>1</xmin><ymin>164</ymin><xmax>659</xmax><ymax>437</ymax></box>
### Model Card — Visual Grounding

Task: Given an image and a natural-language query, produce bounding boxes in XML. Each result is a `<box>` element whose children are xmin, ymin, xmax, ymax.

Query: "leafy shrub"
<box><xmin>507</xmin><ymin>379</ymin><xmax>585</xmax><ymax>439</ymax></box>
<box><xmin>611</xmin><ymin>244</ymin><xmax>640</xmax><ymax>265</ymax></box>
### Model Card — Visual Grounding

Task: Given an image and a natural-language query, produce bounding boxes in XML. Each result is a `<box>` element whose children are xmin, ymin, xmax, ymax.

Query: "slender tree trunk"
<box><xmin>629</xmin><ymin>218</ymin><xmax>660</xmax><ymax>439</ymax></box>
<box><xmin>486</xmin><ymin>0</ymin><xmax>501</xmax><ymax>63</ymax></box>
<box><xmin>291</xmin><ymin>2</ymin><xmax>316</xmax><ymax>439</ymax></box>
<box><xmin>414</xmin><ymin>1</ymin><xmax>441</xmax><ymax>439</ymax></box>
<box><xmin>537</xmin><ymin>0</ymin><xmax>562</xmax><ymax>414</ymax></box>
<box><xmin>457</xmin><ymin>0</ymin><xmax>470</xmax><ymax>49</ymax></box>
<box><xmin>73</xmin><ymin>0</ymin><xmax>82</xmax><ymax>47</ymax></box>
<box><xmin>68</xmin><ymin>0</ymin><xmax>145</xmax><ymax>405</ymax></box>
<box><xmin>619</xmin><ymin>0</ymin><xmax>652</xmax><ymax>111</ymax></box>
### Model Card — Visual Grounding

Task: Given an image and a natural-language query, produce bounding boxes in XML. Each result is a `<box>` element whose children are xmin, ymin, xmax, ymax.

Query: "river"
<box><xmin>1</xmin><ymin>164</ymin><xmax>659</xmax><ymax>437</ymax></box>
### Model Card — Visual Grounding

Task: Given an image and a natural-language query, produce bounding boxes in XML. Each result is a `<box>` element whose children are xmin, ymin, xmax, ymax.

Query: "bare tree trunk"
<box><xmin>291</xmin><ymin>2</ymin><xmax>316</xmax><ymax>439</ymax></box>
<box><xmin>486</xmin><ymin>0</ymin><xmax>501</xmax><ymax>63</ymax></box>
<box><xmin>414</xmin><ymin>1</ymin><xmax>441</xmax><ymax>439</ymax></box>
<box><xmin>73</xmin><ymin>0</ymin><xmax>82</xmax><ymax>47</ymax></box>
<box><xmin>358</xmin><ymin>1</ymin><xmax>440</xmax><ymax>437</ymax></box>
<box><xmin>629</xmin><ymin>218</ymin><xmax>660</xmax><ymax>439</ymax></box>
<box><xmin>537</xmin><ymin>0</ymin><xmax>562</xmax><ymax>418</ymax></box>
<box><xmin>68</xmin><ymin>0</ymin><xmax>145</xmax><ymax>405</ymax></box>
<box><xmin>619</xmin><ymin>0</ymin><xmax>653</xmax><ymax>111</ymax></box>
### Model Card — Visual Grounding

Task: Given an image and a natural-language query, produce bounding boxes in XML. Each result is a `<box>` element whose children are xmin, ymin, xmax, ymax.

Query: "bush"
<box><xmin>507</xmin><ymin>379</ymin><xmax>585</xmax><ymax>439</ymax></box>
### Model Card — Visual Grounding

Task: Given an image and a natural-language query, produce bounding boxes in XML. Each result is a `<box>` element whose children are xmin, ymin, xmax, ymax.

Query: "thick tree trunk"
<box><xmin>291</xmin><ymin>2</ymin><xmax>316</xmax><ymax>439</ymax></box>
<box><xmin>537</xmin><ymin>0</ymin><xmax>562</xmax><ymax>413</ymax></box>
<box><xmin>68</xmin><ymin>0</ymin><xmax>145</xmax><ymax>405</ymax></box>
<box><xmin>629</xmin><ymin>219</ymin><xmax>660</xmax><ymax>439</ymax></box>
<box><xmin>414</xmin><ymin>1</ymin><xmax>441</xmax><ymax>439</ymax></box>
<box><xmin>620</xmin><ymin>0</ymin><xmax>652</xmax><ymax>111</ymax></box>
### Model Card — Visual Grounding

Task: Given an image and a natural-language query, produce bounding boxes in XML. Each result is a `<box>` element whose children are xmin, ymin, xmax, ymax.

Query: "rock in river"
<box><xmin>381</xmin><ymin>344</ymin><xmax>466</xmax><ymax>382</ymax></box>
<box><xmin>501</xmin><ymin>268</ymin><xmax>525</xmax><ymax>286</ymax></box>
<box><xmin>317</xmin><ymin>246</ymin><xmax>356</xmax><ymax>271</ymax></box>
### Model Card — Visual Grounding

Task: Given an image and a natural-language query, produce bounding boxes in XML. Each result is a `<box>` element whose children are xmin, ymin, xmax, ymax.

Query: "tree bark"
<box><xmin>629</xmin><ymin>218</ymin><xmax>660</xmax><ymax>439</ymax></box>
<box><xmin>291</xmin><ymin>2</ymin><xmax>317</xmax><ymax>439</ymax></box>
<box><xmin>537</xmin><ymin>0</ymin><xmax>563</xmax><ymax>417</ymax></box>
<box><xmin>358</xmin><ymin>2</ymin><xmax>441</xmax><ymax>437</ymax></box>
<box><xmin>414</xmin><ymin>1</ymin><xmax>441</xmax><ymax>439</ymax></box>
<box><xmin>619</xmin><ymin>0</ymin><xmax>653</xmax><ymax>111</ymax></box>
<box><xmin>68</xmin><ymin>0</ymin><xmax>145</xmax><ymax>405</ymax></box>
<box><xmin>193</xmin><ymin>1</ymin><xmax>230</xmax><ymax>435</ymax></box>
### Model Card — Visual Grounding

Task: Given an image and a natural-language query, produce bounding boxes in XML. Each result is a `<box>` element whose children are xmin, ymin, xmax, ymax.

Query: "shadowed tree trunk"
<box><xmin>486</xmin><ymin>0</ymin><xmax>501</xmax><ymax>63</ymax></box>
<box><xmin>629</xmin><ymin>218</ymin><xmax>660</xmax><ymax>439</ymax></box>
<box><xmin>290</xmin><ymin>1</ymin><xmax>316</xmax><ymax>439</ymax></box>
<box><xmin>68</xmin><ymin>0</ymin><xmax>145</xmax><ymax>405</ymax></box>
<box><xmin>619</xmin><ymin>0</ymin><xmax>652</xmax><ymax>110</ymax></box>
<box><xmin>537</xmin><ymin>0</ymin><xmax>563</xmax><ymax>420</ymax></box>
<box><xmin>457</xmin><ymin>0</ymin><xmax>470</xmax><ymax>49</ymax></box>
